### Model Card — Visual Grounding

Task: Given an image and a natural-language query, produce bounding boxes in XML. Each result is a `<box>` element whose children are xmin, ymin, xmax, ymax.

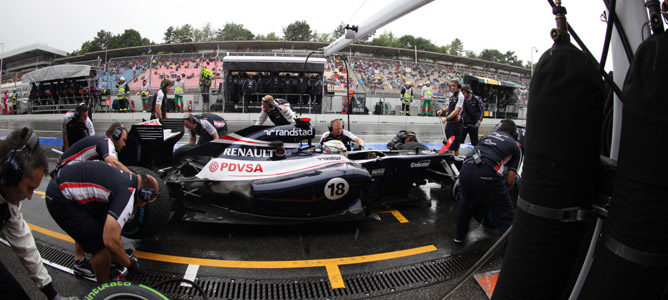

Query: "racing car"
<box><xmin>118</xmin><ymin>118</ymin><xmax>461</xmax><ymax>238</ymax></box>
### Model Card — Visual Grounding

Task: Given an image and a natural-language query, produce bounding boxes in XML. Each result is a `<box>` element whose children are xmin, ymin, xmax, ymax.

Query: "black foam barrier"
<box><xmin>579</xmin><ymin>30</ymin><xmax>668</xmax><ymax>300</ymax></box>
<box><xmin>493</xmin><ymin>41</ymin><xmax>604</xmax><ymax>300</ymax></box>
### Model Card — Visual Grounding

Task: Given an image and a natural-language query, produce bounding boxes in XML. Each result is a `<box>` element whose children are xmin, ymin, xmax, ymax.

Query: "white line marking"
<box><xmin>181</xmin><ymin>264</ymin><xmax>200</xmax><ymax>287</ymax></box>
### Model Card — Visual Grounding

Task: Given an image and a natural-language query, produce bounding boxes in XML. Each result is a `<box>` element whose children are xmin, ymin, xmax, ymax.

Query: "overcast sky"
<box><xmin>1</xmin><ymin>0</ymin><xmax>608</xmax><ymax>65</ymax></box>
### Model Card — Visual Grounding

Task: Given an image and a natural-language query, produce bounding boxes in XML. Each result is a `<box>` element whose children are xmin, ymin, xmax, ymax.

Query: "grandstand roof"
<box><xmin>54</xmin><ymin>40</ymin><xmax>530</xmax><ymax>76</ymax></box>
<box><xmin>1</xmin><ymin>44</ymin><xmax>67</xmax><ymax>72</ymax></box>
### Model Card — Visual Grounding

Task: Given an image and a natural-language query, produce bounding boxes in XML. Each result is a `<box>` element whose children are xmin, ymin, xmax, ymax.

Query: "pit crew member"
<box><xmin>54</xmin><ymin>123</ymin><xmax>132</xmax><ymax>279</ymax></box>
<box><xmin>46</xmin><ymin>161</ymin><xmax>158</xmax><ymax>283</ymax></box>
<box><xmin>62</xmin><ymin>102</ymin><xmax>95</xmax><ymax>151</ymax></box>
<box><xmin>320</xmin><ymin>119</ymin><xmax>365</xmax><ymax>149</ymax></box>
<box><xmin>0</xmin><ymin>128</ymin><xmax>65</xmax><ymax>299</ymax></box>
<box><xmin>184</xmin><ymin>113</ymin><xmax>228</xmax><ymax>145</ymax></box>
<box><xmin>386</xmin><ymin>130</ymin><xmax>428</xmax><ymax>151</ymax></box>
<box><xmin>460</xmin><ymin>84</ymin><xmax>484</xmax><ymax>146</ymax></box>
<box><xmin>150</xmin><ymin>79</ymin><xmax>173</xmax><ymax>120</ymax></box>
<box><xmin>454</xmin><ymin>119</ymin><xmax>521</xmax><ymax>247</ymax></box>
<box><xmin>254</xmin><ymin>95</ymin><xmax>296</xmax><ymax>126</ymax></box>
<box><xmin>437</xmin><ymin>80</ymin><xmax>465</xmax><ymax>155</ymax></box>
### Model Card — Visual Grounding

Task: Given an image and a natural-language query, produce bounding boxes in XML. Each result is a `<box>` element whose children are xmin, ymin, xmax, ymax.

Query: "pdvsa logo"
<box><xmin>209</xmin><ymin>161</ymin><xmax>219</xmax><ymax>172</ymax></box>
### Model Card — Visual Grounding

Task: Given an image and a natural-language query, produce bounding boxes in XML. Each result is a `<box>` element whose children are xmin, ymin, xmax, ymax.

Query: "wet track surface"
<box><xmin>0</xmin><ymin>113</ymin><xmax>515</xmax><ymax>299</ymax></box>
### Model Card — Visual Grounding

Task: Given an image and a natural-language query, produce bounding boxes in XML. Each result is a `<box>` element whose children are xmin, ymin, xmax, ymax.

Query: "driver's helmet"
<box><xmin>322</xmin><ymin>140</ymin><xmax>347</xmax><ymax>156</ymax></box>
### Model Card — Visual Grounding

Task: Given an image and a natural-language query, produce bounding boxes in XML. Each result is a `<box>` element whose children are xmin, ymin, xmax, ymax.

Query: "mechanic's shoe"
<box><xmin>73</xmin><ymin>258</ymin><xmax>95</xmax><ymax>279</ymax></box>
<box><xmin>110</xmin><ymin>264</ymin><xmax>128</xmax><ymax>281</ymax></box>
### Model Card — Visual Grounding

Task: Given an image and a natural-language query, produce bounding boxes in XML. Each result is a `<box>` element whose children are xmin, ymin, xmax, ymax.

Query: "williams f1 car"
<box><xmin>118</xmin><ymin>118</ymin><xmax>461</xmax><ymax>238</ymax></box>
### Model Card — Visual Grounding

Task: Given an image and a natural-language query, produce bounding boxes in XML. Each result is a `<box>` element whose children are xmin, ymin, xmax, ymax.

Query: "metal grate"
<box><xmin>31</xmin><ymin>239</ymin><xmax>495</xmax><ymax>299</ymax></box>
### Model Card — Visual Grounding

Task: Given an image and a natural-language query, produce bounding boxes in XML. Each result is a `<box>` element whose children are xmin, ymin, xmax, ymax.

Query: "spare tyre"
<box><xmin>122</xmin><ymin>166</ymin><xmax>172</xmax><ymax>239</ymax></box>
<box><xmin>85</xmin><ymin>281</ymin><xmax>168</xmax><ymax>300</ymax></box>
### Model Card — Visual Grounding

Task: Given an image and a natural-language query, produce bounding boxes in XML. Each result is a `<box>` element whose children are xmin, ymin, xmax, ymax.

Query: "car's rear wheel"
<box><xmin>122</xmin><ymin>166</ymin><xmax>172</xmax><ymax>239</ymax></box>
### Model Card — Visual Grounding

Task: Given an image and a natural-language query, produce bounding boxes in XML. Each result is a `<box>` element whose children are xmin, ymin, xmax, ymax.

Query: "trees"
<box><xmin>193</xmin><ymin>22</ymin><xmax>216</xmax><ymax>42</ymax></box>
<box><xmin>216</xmin><ymin>22</ymin><xmax>254</xmax><ymax>41</ymax></box>
<box><xmin>73</xmin><ymin>29</ymin><xmax>151</xmax><ymax>55</ymax></box>
<box><xmin>256</xmin><ymin>32</ymin><xmax>280</xmax><ymax>40</ymax></box>
<box><xmin>448</xmin><ymin>38</ymin><xmax>464</xmax><ymax>56</ymax></box>
<box><xmin>164</xmin><ymin>26</ymin><xmax>176</xmax><ymax>44</ymax></box>
<box><xmin>369</xmin><ymin>31</ymin><xmax>399</xmax><ymax>48</ymax></box>
<box><xmin>283</xmin><ymin>20</ymin><xmax>312</xmax><ymax>41</ymax></box>
<box><xmin>478</xmin><ymin>49</ymin><xmax>506</xmax><ymax>63</ymax></box>
<box><xmin>332</xmin><ymin>22</ymin><xmax>347</xmax><ymax>39</ymax></box>
<box><xmin>312</xmin><ymin>32</ymin><xmax>333</xmax><ymax>43</ymax></box>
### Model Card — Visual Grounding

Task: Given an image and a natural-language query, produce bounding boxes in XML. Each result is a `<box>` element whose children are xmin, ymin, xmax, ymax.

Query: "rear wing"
<box><xmin>118</xmin><ymin>118</ymin><xmax>185</xmax><ymax>169</ymax></box>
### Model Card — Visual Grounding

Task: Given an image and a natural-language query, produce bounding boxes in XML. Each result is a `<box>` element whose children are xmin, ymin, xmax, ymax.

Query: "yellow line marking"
<box><xmin>28</xmin><ymin>223</ymin><xmax>75</xmax><ymax>243</ymax></box>
<box><xmin>377</xmin><ymin>210</ymin><xmax>409</xmax><ymax>223</ymax></box>
<box><xmin>27</xmin><ymin>222</ymin><xmax>436</xmax><ymax>289</ymax></box>
<box><xmin>35</xmin><ymin>191</ymin><xmax>45</xmax><ymax>199</ymax></box>
<box><xmin>325</xmin><ymin>264</ymin><xmax>345</xmax><ymax>289</ymax></box>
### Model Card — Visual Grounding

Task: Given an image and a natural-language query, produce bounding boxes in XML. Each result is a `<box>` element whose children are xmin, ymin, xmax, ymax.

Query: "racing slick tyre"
<box><xmin>172</xmin><ymin>143</ymin><xmax>199</xmax><ymax>163</ymax></box>
<box><xmin>85</xmin><ymin>281</ymin><xmax>167</xmax><ymax>300</ymax></box>
<box><xmin>122</xmin><ymin>166</ymin><xmax>172</xmax><ymax>239</ymax></box>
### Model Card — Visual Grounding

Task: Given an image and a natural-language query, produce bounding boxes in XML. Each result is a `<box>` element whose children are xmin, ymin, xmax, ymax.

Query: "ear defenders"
<box><xmin>1</xmin><ymin>128</ymin><xmax>39</xmax><ymax>187</ymax></box>
<box><xmin>187</xmin><ymin>115</ymin><xmax>199</xmax><ymax>124</ymax></box>
<box><xmin>138</xmin><ymin>188</ymin><xmax>156</xmax><ymax>202</ymax></box>
<box><xmin>111</xmin><ymin>125</ymin><xmax>126</xmax><ymax>141</ymax></box>
<box><xmin>328</xmin><ymin>119</ymin><xmax>344</xmax><ymax>132</ymax></box>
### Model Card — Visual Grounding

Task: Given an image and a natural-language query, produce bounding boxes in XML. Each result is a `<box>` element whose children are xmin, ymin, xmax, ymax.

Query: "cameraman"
<box><xmin>255</xmin><ymin>95</ymin><xmax>296</xmax><ymax>126</ymax></box>
<box><xmin>0</xmin><ymin>128</ymin><xmax>64</xmax><ymax>299</ymax></box>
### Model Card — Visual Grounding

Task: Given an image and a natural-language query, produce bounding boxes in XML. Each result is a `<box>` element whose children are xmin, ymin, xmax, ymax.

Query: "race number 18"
<box><xmin>324</xmin><ymin>178</ymin><xmax>349</xmax><ymax>200</ymax></box>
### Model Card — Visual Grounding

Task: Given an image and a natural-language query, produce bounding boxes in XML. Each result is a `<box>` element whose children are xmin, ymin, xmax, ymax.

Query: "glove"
<box><xmin>127</xmin><ymin>256</ymin><xmax>145</xmax><ymax>275</ymax></box>
<box><xmin>41</xmin><ymin>282</ymin><xmax>59</xmax><ymax>300</ymax></box>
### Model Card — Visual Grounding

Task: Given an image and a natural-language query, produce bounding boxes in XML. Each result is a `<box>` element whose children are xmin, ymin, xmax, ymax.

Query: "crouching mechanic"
<box><xmin>184</xmin><ymin>113</ymin><xmax>228</xmax><ymax>145</ymax></box>
<box><xmin>0</xmin><ymin>128</ymin><xmax>65</xmax><ymax>299</ymax></box>
<box><xmin>55</xmin><ymin>122</ymin><xmax>131</xmax><ymax>279</ymax></box>
<box><xmin>45</xmin><ymin>161</ymin><xmax>159</xmax><ymax>283</ymax></box>
<box><xmin>255</xmin><ymin>95</ymin><xmax>295</xmax><ymax>126</ymax></box>
<box><xmin>454</xmin><ymin>119</ymin><xmax>521</xmax><ymax>247</ymax></box>
<box><xmin>320</xmin><ymin>119</ymin><xmax>365</xmax><ymax>150</ymax></box>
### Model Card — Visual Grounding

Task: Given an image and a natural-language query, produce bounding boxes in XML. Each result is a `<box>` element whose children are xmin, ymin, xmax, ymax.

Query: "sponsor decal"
<box><xmin>213</xmin><ymin>120</ymin><xmax>226</xmax><ymax>128</ymax></box>
<box><xmin>209</xmin><ymin>161</ymin><xmax>219</xmax><ymax>172</ymax></box>
<box><xmin>263</xmin><ymin>128</ymin><xmax>314</xmax><ymax>137</ymax></box>
<box><xmin>317</xmin><ymin>155</ymin><xmax>344</xmax><ymax>161</ymax></box>
<box><xmin>138</xmin><ymin>119</ymin><xmax>161</xmax><ymax>126</ymax></box>
<box><xmin>324</xmin><ymin>177</ymin><xmax>349</xmax><ymax>200</ymax></box>
<box><xmin>218</xmin><ymin>162</ymin><xmax>264</xmax><ymax>173</ymax></box>
<box><xmin>410</xmin><ymin>160</ymin><xmax>431</xmax><ymax>168</ymax></box>
<box><xmin>371</xmin><ymin>168</ymin><xmax>385</xmax><ymax>176</ymax></box>
<box><xmin>223</xmin><ymin>148</ymin><xmax>275</xmax><ymax>158</ymax></box>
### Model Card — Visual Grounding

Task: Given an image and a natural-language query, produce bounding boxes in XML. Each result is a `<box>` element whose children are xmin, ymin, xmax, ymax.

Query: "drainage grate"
<box><xmin>30</xmin><ymin>239</ymin><xmax>495</xmax><ymax>299</ymax></box>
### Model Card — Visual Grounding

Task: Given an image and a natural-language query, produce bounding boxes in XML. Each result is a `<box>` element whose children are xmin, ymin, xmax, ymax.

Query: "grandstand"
<box><xmin>4</xmin><ymin>40</ymin><xmax>531</xmax><ymax>115</ymax></box>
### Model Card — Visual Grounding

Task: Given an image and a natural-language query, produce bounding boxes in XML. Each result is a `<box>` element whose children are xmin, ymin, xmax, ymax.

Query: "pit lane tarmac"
<box><xmin>0</xmin><ymin>113</ymin><xmax>509</xmax><ymax>299</ymax></box>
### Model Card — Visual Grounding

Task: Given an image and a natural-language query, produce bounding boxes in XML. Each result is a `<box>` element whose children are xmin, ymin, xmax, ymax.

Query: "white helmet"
<box><xmin>322</xmin><ymin>140</ymin><xmax>347</xmax><ymax>156</ymax></box>
<box><xmin>120</xmin><ymin>76</ymin><xmax>125</xmax><ymax>81</ymax></box>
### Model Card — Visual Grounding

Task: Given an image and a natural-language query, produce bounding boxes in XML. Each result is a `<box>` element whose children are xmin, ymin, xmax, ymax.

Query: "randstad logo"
<box><xmin>263</xmin><ymin>128</ymin><xmax>313</xmax><ymax>136</ymax></box>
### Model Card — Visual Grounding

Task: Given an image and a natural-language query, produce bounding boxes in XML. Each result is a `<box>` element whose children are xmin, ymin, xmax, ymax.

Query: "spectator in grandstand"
<box><xmin>460</xmin><ymin>84</ymin><xmax>484</xmax><ymax>146</ymax></box>
<box><xmin>0</xmin><ymin>128</ymin><xmax>68</xmax><ymax>300</ymax></box>
<box><xmin>454</xmin><ymin>119</ymin><xmax>520</xmax><ymax>247</ymax></box>
<box><xmin>437</xmin><ymin>80</ymin><xmax>465</xmax><ymax>155</ymax></box>
<box><xmin>320</xmin><ymin>119</ymin><xmax>365</xmax><ymax>150</ymax></box>
<box><xmin>420</xmin><ymin>81</ymin><xmax>434</xmax><ymax>116</ymax></box>
<box><xmin>400</xmin><ymin>83</ymin><xmax>413</xmax><ymax>116</ymax></box>
<box><xmin>46</xmin><ymin>160</ymin><xmax>156</xmax><ymax>283</ymax></box>
<box><xmin>183</xmin><ymin>113</ymin><xmax>228</xmax><ymax>145</ymax></box>
<box><xmin>255</xmin><ymin>95</ymin><xmax>296</xmax><ymax>126</ymax></box>
<box><xmin>137</xmin><ymin>79</ymin><xmax>150</xmax><ymax>112</ymax></box>
<box><xmin>200</xmin><ymin>67</ymin><xmax>213</xmax><ymax>112</ymax></box>
<box><xmin>116</xmin><ymin>77</ymin><xmax>130</xmax><ymax>112</ymax></box>
<box><xmin>151</xmin><ymin>80</ymin><xmax>173</xmax><ymax>120</ymax></box>
<box><xmin>174</xmin><ymin>75</ymin><xmax>185</xmax><ymax>112</ymax></box>
<box><xmin>62</xmin><ymin>102</ymin><xmax>95</xmax><ymax>151</ymax></box>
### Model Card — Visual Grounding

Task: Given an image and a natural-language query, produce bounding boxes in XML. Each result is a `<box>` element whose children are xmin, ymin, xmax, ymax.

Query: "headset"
<box><xmin>328</xmin><ymin>119</ymin><xmax>344</xmax><ymax>132</ymax></box>
<box><xmin>186</xmin><ymin>115</ymin><xmax>199</xmax><ymax>125</ymax></box>
<box><xmin>495</xmin><ymin>120</ymin><xmax>519</xmax><ymax>141</ymax></box>
<box><xmin>450</xmin><ymin>80</ymin><xmax>462</xmax><ymax>89</ymax></box>
<box><xmin>111</xmin><ymin>125</ymin><xmax>126</xmax><ymax>141</ymax></box>
<box><xmin>73</xmin><ymin>102</ymin><xmax>87</xmax><ymax>120</ymax></box>
<box><xmin>138</xmin><ymin>187</ymin><xmax>157</xmax><ymax>202</ymax></box>
<box><xmin>1</xmin><ymin>128</ymin><xmax>39</xmax><ymax>187</ymax></box>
